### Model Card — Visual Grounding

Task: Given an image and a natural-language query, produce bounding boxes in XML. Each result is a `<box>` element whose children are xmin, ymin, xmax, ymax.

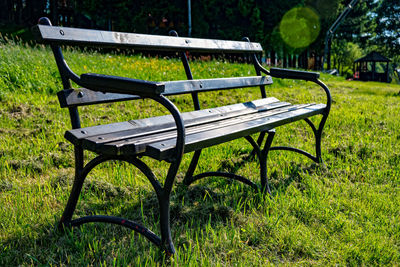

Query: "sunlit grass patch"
<box><xmin>1</xmin><ymin>41</ymin><xmax>399</xmax><ymax>265</ymax></box>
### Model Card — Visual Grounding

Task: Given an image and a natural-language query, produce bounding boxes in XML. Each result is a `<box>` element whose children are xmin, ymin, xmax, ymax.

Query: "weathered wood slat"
<box><xmin>33</xmin><ymin>25</ymin><xmax>263</xmax><ymax>53</ymax></box>
<box><xmin>69</xmin><ymin>103</ymin><xmax>326</xmax><ymax>159</ymax></box>
<box><xmin>65</xmin><ymin>97</ymin><xmax>282</xmax><ymax>142</ymax></box>
<box><xmin>146</xmin><ymin>104</ymin><xmax>326</xmax><ymax>160</ymax></box>
<box><xmin>78</xmin><ymin>73</ymin><xmax>272</xmax><ymax>97</ymax></box>
<box><xmin>80</xmin><ymin>100</ymin><xmax>290</xmax><ymax>146</ymax></box>
<box><xmin>162</xmin><ymin>76</ymin><xmax>273</xmax><ymax>95</ymax></box>
<box><xmin>105</xmin><ymin>103</ymin><xmax>316</xmax><ymax>154</ymax></box>
<box><xmin>58</xmin><ymin>74</ymin><xmax>272</xmax><ymax>108</ymax></box>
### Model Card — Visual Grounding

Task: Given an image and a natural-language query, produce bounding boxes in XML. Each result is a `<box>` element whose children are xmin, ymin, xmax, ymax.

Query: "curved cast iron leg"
<box><xmin>304</xmin><ymin>115</ymin><xmax>327</xmax><ymax>165</ymax></box>
<box><xmin>268</xmin><ymin>113</ymin><xmax>330</xmax><ymax>165</ymax></box>
<box><xmin>149</xmin><ymin>95</ymin><xmax>186</xmax><ymax>255</ymax></box>
<box><xmin>249</xmin><ymin>131</ymin><xmax>266</xmax><ymax>159</ymax></box>
<box><xmin>245</xmin><ymin>131</ymin><xmax>275</xmax><ymax>194</ymax></box>
<box><xmin>59</xmin><ymin>146</ymin><xmax>84</xmax><ymax>228</ymax></box>
<box><xmin>183</xmin><ymin>150</ymin><xmax>202</xmax><ymax>186</ymax></box>
<box><xmin>158</xmin><ymin>193</ymin><xmax>174</xmax><ymax>255</ymax></box>
<box><xmin>183</xmin><ymin>148</ymin><xmax>259</xmax><ymax>190</ymax></box>
<box><xmin>315</xmin><ymin>115</ymin><xmax>329</xmax><ymax>165</ymax></box>
<box><xmin>59</xmin><ymin>152</ymin><xmax>179</xmax><ymax>254</ymax></box>
<box><xmin>183</xmin><ymin>132</ymin><xmax>276</xmax><ymax>193</ymax></box>
<box><xmin>259</xmin><ymin>130</ymin><xmax>275</xmax><ymax>194</ymax></box>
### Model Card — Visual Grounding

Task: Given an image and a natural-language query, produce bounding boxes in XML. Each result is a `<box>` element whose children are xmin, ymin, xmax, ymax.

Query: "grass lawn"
<box><xmin>1</xmin><ymin>40</ymin><xmax>399</xmax><ymax>266</ymax></box>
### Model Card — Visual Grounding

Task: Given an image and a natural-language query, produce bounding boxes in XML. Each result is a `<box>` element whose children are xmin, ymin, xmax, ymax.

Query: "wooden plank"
<box><xmin>81</xmin><ymin>100</ymin><xmax>289</xmax><ymax>146</ymax></box>
<box><xmin>146</xmin><ymin>104</ymin><xmax>326</xmax><ymax>160</ymax></box>
<box><xmin>65</xmin><ymin>97</ymin><xmax>282</xmax><ymax>143</ymax></box>
<box><xmin>99</xmin><ymin>103</ymin><xmax>325</xmax><ymax>157</ymax></box>
<box><xmin>58</xmin><ymin>75</ymin><xmax>272</xmax><ymax>107</ymax></box>
<box><xmin>33</xmin><ymin>25</ymin><xmax>263</xmax><ymax>53</ymax></box>
<box><xmin>108</xmin><ymin>104</ymin><xmax>314</xmax><ymax>150</ymax></box>
<box><xmin>78</xmin><ymin>74</ymin><xmax>272</xmax><ymax>97</ymax></box>
<box><xmin>163</xmin><ymin>76</ymin><xmax>273</xmax><ymax>95</ymax></box>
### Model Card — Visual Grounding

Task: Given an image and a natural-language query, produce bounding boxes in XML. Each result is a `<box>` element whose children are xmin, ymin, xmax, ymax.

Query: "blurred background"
<box><xmin>1</xmin><ymin>0</ymin><xmax>399</xmax><ymax>81</ymax></box>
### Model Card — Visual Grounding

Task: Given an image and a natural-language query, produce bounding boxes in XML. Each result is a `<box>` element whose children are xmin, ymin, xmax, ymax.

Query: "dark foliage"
<box><xmin>1</xmin><ymin>0</ymin><xmax>398</xmax><ymax>67</ymax></box>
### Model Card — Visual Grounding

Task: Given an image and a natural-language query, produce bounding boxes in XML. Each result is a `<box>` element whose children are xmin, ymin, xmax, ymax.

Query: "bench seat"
<box><xmin>65</xmin><ymin>97</ymin><xmax>326</xmax><ymax>161</ymax></box>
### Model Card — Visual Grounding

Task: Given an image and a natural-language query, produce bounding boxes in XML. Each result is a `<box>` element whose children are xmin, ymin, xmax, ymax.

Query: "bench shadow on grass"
<box><xmin>1</xmin><ymin>150</ymin><xmax>324</xmax><ymax>265</ymax></box>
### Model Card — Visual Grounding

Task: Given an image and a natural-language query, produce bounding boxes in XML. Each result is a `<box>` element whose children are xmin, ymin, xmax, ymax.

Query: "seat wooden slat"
<box><xmin>71</xmin><ymin>103</ymin><xmax>325</xmax><ymax>158</ymax></box>
<box><xmin>106</xmin><ymin>103</ymin><xmax>316</xmax><ymax>151</ymax></box>
<box><xmin>65</xmin><ymin>97</ymin><xmax>282</xmax><ymax>143</ymax></box>
<box><xmin>33</xmin><ymin>25</ymin><xmax>263</xmax><ymax>53</ymax></box>
<box><xmin>146</xmin><ymin>104</ymin><xmax>326</xmax><ymax>160</ymax></box>
<box><xmin>80</xmin><ymin>101</ymin><xmax>291</xmax><ymax>147</ymax></box>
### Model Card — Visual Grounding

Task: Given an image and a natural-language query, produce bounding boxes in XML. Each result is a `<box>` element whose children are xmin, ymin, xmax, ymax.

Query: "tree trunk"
<box><xmin>271</xmin><ymin>51</ymin><xmax>276</xmax><ymax>67</ymax></box>
<box><xmin>283</xmin><ymin>53</ymin><xmax>287</xmax><ymax>68</ymax></box>
<box><xmin>15</xmin><ymin>0</ymin><xmax>23</xmax><ymax>24</ymax></box>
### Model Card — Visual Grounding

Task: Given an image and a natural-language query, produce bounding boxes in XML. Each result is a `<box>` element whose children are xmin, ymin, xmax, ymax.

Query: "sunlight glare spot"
<box><xmin>279</xmin><ymin>7</ymin><xmax>321</xmax><ymax>48</ymax></box>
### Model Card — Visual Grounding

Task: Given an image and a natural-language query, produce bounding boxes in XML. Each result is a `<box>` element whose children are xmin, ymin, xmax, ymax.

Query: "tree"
<box><xmin>332</xmin><ymin>40</ymin><xmax>363</xmax><ymax>76</ymax></box>
<box><xmin>331</xmin><ymin>0</ymin><xmax>378</xmax><ymax>47</ymax></box>
<box><xmin>374</xmin><ymin>0</ymin><xmax>400</xmax><ymax>64</ymax></box>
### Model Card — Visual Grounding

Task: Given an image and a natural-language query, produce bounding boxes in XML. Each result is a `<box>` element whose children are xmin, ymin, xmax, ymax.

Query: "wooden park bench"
<box><xmin>33</xmin><ymin>17</ymin><xmax>331</xmax><ymax>255</ymax></box>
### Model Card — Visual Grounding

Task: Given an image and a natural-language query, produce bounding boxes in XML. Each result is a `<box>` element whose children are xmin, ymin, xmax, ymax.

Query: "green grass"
<box><xmin>1</xmin><ymin>40</ymin><xmax>400</xmax><ymax>266</ymax></box>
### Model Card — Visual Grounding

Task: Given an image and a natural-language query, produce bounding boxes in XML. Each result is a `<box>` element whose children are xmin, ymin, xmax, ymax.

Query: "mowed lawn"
<box><xmin>0</xmin><ymin>40</ymin><xmax>399</xmax><ymax>266</ymax></box>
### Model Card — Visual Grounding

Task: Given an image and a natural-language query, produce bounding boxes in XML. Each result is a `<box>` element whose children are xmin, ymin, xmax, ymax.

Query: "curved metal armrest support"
<box><xmin>313</xmin><ymin>79</ymin><xmax>332</xmax><ymax>114</ymax></box>
<box><xmin>257</xmin><ymin>66</ymin><xmax>332</xmax><ymax>112</ymax></box>
<box><xmin>149</xmin><ymin>95</ymin><xmax>186</xmax><ymax>191</ymax></box>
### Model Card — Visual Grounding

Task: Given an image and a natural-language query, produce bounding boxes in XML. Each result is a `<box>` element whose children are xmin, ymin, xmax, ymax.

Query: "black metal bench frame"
<box><xmin>33</xmin><ymin>17</ymin><xmax>331</xmax><ymax>255</ymax></box>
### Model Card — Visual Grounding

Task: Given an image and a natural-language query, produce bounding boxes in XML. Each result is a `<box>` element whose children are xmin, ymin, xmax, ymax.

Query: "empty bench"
<box><xmin>33</xmin><ymin>17</ymin><xmax>331</xmax><ymax>255</ymax></box>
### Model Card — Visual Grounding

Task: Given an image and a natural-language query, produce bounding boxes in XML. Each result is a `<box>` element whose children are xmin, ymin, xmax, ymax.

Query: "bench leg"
<box><xmin>183</xmin><ymin>150</ymin><xmax>202</xmax><ymax>185</ymax></box>
<box><xmin>159</xmin><ymin>193</ymin><xmax>175</xmax><ymax>255</ymax></box>
<box><xmin>266</xmin><ymin>114</ymin><xmax>329</xmax><ymax>165</ymax></box>
<box><xmin>249</xmin><ymin>131</ymin><xmax>266</xmax><ymax>159</ymax></box>
<box><xmin>58</xmin><ymin>152</ymin><xmax>180</xmax><ymax>255</ymax></box>
<box><xmin>303</xmin><ymin>117</ymin><xmax>324</xmax><ymax>164</ymax></box>
<box><xmin>183</xmin><ymin>131</ymin><xmax>276</xmax><ymax>193</ymax></box>
<box><xmin>57</xmin><ymin>95</ymin><xmax>184</xmax><ymax>256</ymax></box>
<box><xmin>259</xmin><ymin>130</ymin><xmax>276</xmax><ymax>194</ymax></box>
<box><xmin>311</xmin><ymin>113</ymin><xmax>330</xmax><ymax>166</ymax></box>
<box><xmin>59</xmin><ymin>146</ymin><xmax>84</xmax><ymax>227</ymax></box>
<box><xmin>182</xmin><ymin>150</ymin><xmax>259</xmax><ymax>190</ymax></box>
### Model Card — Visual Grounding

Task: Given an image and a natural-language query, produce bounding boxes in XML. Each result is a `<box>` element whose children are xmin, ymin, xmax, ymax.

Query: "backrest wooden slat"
<box><xmin>33</xmin><ymin>25</ymin><xmax>263</xmax><ymax>53</ymax></box>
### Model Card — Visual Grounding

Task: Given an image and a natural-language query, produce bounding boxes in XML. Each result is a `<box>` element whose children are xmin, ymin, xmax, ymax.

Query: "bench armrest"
<box><xmin>268</xmin><ymin>68</ymin><xmax>331</xmax><ymax>115</ymax></box>
<box><xmin>79</xmin><ymin>73</ymin><xmax>165</xmax><ymax>96</ymax></box>
<box><xmin>269</xmin><ymin>68</ymin><xmax>319</xmax><ymax>81</ymax></box>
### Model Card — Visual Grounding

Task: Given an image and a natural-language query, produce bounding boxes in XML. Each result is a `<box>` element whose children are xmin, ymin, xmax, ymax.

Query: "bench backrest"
<box><xmin>33</xmin><ymin>25</ymin><xmax>263</xmax><ymax>54</ymax></box>
<box><xmin>33</xmin><ymin>17</ymin><xmax>267</xmax><ymax>129</ymax></box>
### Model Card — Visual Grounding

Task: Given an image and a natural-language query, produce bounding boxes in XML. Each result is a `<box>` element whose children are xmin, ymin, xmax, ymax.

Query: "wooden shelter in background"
<box><xmin>353</xmin><ymin>51</ymin><xmax>391</xmax><ymax>83</ymax></box>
